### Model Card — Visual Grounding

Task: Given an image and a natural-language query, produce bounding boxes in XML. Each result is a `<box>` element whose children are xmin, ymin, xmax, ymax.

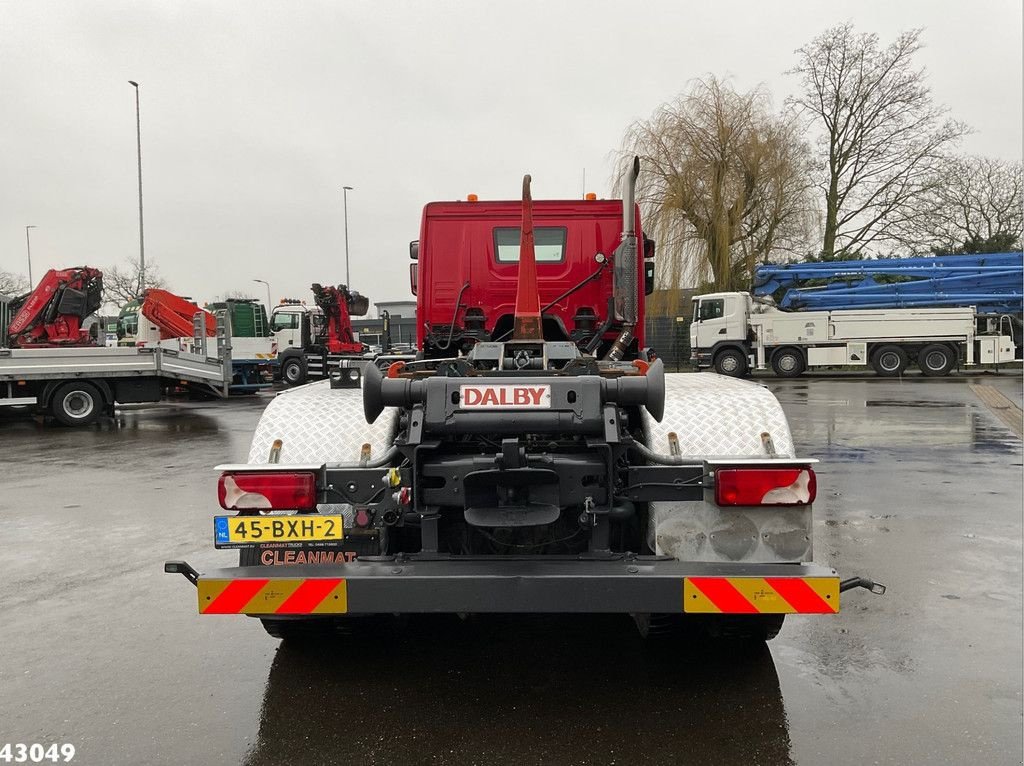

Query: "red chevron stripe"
<box><xmin>689</xmin><ymin>578</ymin><xmax>758</xmax><ymax>614</ymax></box>
<box><xmin>204</xmin><ymin>579</ymin><xmax>269</xmax><ymax>614</ymax></box>
<box><xmin>276</xmin><ymin>578</ymin><xmax>344</xmax><ymax>614</ymax></box>
<box><xmin>765</xmin><ymin>578</ymin><xmax>836</xmax><ymax>613</ymax></box>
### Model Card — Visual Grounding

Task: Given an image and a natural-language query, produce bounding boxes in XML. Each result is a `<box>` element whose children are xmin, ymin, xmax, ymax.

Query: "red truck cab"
<box><xmin>412</xmin><ymin>199</ymin><xmax>654</xmax><ymax>359</ymax></box>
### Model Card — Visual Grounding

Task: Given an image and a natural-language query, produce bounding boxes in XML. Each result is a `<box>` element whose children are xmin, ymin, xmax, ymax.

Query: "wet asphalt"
<box><xmin>0</xmin><ymin>373</ymin><xmax>1021</xmax><ymax>766</ymax></box>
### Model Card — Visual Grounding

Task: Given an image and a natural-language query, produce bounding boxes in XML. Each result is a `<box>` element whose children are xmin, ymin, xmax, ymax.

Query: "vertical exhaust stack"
<box><xmin>513</xmin><ymin>174</ymin><xmax>543</xmax><ymax>341</ymax></box>
<box><xmin>606</xmin><ymin>156</ymin><xmax>640</xmax><ymax>361</ymax></box>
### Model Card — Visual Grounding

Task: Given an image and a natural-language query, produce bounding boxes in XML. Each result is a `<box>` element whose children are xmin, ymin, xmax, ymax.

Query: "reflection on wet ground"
<box><xmin>772</xmin><ymin>377</ymin><xmax>1021</xmax><ymax>456</ymax></box>
<box><xmin>767</xmin><ymin>376</ymin><xmax>1022</xmax><ymax>765</ymax></box>
<box><xmin>245</xmin><ymin>615</ymin><xmax>791</xmax><ymax>766</ymax></box>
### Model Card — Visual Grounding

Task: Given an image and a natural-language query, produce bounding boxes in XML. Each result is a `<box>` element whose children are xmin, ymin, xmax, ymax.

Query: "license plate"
<box><xmin>214</xmin><ymin>515</ymin><xmax>344</xmax><ymax>549</ymax></box>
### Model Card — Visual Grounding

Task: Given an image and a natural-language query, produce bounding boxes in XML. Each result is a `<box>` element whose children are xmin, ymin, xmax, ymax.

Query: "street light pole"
<box><xmin>253</xmin><ymin>279</ymin><xmax>271</xmax><ymax>312</ymax></box>
<box><xmin>25</xmin><ymin>225</ymin><xmax>37</xmax><ymax>286</ymax></box>
<box><xmin>343</xmin><ymin>185</ymin><xmax>353</xmax><ymax>287</ymax></box>
<box><xmin>128</xmin><ymin>80</ymin><xmax>145</xmax><ymax>290</ymax></box>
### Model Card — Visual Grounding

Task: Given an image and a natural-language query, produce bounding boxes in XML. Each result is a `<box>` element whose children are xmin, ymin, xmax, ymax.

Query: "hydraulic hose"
<box><xmin>627</xmin><ymin>440</ymin><xmax>696</xmax><ymax>465</ymax></box>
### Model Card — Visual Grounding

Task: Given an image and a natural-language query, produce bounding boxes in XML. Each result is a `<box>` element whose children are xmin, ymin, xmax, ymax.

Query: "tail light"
<box><xmin>218</xmin><ymin>471</ymin><xmax>318</xmax><ymax>511</ymax></box>
<box><xmin>714</xmin><ymin>467</ymin><xmax>816</xmax><ymax>506</ymax></box>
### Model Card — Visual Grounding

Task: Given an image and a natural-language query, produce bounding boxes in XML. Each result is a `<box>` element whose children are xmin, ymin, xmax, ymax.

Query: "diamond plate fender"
<box><xmin>642</xmin><ymin>373</ymin><xmax>795</xmax><ymax>458</ymax></box>
<box><xmin>247</xmin><ymin>380</ymin><xmax>398</xmax><ymax>522</ymax></box>
<box><xmin>641</xmin><ymin>373</ymin><xmax>810</xmax><ymax>564</ymax></box>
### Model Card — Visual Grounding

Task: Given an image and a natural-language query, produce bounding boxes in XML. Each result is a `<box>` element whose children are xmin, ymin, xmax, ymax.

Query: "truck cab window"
<box><xmin>494</xmin><ymin>227</ymin><xmax>567</xmax><ymax>263</ymax></box>
<box><xmin>698</xmin><ymin>299</ymin><xmax>725</xmax><ymax>322</ymax></box>
<box><xmin>271</xmin><ymin>313</ymin><xmax>298</xmax><ymax>332</ymax></box>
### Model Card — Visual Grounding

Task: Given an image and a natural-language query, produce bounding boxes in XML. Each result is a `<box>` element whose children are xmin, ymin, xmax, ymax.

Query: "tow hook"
<box><xmin>840</xmin><ymin>577</ymin><xmax>886</xmax><ymax>595</ymax></box>
<box><xmin>165</xmin><ymin>560</ymin><xmax>200</xmax><ymax>587</ymax></box>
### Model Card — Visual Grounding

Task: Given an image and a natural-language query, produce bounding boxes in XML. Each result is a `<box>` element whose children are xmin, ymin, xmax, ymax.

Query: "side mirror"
<box><xmin>643</xmin><ymin>236</ymin><xmax>655</xmax><ymax>260</ymax></box>
<box><xmin>644</xmin><ymin>261</ymin><xmax>655</xmax><ymax>296</ymax></box>
<box><xmin>409</xmin><ymin>240</ymin><xmax>419</xmax><ymax>260</ymax></box>
<box><xmin>409</xmin><ymin>263</ymin><xmax>418</xmax><ymax>296</ymax></box>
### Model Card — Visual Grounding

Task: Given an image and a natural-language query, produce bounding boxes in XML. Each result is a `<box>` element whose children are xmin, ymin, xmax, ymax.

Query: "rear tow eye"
<box><xmin>840</xmin><ymin>577</ymin><xmax>887</xmax><ymax>595</ymax></box>
<box><xmin>165</xmin><ymin>560</ymin><xmax>200</xmax><ymax>587</ymax></box>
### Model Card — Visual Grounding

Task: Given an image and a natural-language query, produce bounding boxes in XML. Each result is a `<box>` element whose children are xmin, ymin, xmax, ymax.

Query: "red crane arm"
<box><xmin>141</xmin><ymin>289</ymin><xmax>217</xmax><ymax>339</ymax></box>
<box><xmin>6</xmin><ymin>267</ymin><xmax>104</xmax><ymax>348</ymax></box>
<box><xmin>310</xmin><ymin>283</ymin><xmax>368</xmax><ymax>354</ymax></box>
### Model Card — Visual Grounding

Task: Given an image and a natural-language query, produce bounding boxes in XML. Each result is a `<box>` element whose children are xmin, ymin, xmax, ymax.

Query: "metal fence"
<box><xmin>645</xmin><ymin>315</ymin><xmax>692</xmax><ymax>372</ymax></box>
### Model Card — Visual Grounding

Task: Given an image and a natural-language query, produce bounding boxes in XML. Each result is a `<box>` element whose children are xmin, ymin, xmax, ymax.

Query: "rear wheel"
<box><xmin>771</xmin><ymin>347</ymin><xmax>806</xmax><ymax>377</ymax></box>
<box><xmin>50</xmin><ymin>381</ymin><xmax>103</xmax><ymax>426</ymax></box>
<box><xmin>918</xmin><ymin>344</ymin><xmax>955</xmax><ymax>376</ymax></box>
<box><xmin>871</xmin><ymin>345</ymin><xmax>908</xmax><ymax>376</ymax></box>
<box><xmin>713</xmin><ymin>348</ymin><xmax>747</xmax><ymax>377</ymax></box>
<box><xmin>281</xmin><ymin>357</ymin><xmax>307</xmax><ymax>387</ymax></box>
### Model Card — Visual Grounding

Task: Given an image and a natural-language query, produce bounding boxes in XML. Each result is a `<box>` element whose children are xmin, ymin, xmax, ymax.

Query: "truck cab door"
<box><xmin>692</xmin><ymin>297</ymin><xmax>728</xmax><ymax>349</ymax></box>
<box><xmin>724</xmin><ymin>294</ymin><xmax>747</xmax><ymax>340</ymax></box>
<box><xmin>269</xmin><ymin>310</ymin><xmax>301</xmax><ymax>349</ymax></box>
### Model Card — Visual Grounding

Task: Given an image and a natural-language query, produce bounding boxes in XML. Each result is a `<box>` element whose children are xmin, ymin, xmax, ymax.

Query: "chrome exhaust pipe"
<box><xmin>607</xmin><ymin>156</ymin><xmax>640</xmax><ymax>361</ymax></box>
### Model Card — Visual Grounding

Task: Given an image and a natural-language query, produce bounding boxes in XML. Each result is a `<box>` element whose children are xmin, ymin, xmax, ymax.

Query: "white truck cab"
<box><xmin>689</xmin><ymin>292</ymin><xmax>755</xmax><ymax>375</ymax></box>
<box><xmin>269</xmin><ymin>303</ymin><xmax>324</xmax><ymax>351</ymax></box>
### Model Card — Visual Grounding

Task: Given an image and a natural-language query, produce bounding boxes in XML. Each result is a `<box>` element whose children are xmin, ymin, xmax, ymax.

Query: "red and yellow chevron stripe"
<box><xmin>198</xmin><ymin>578</ymin><xmax>347</xmax><ymax>615</ymax></box>
<box><xmin>684</xmin><ymin>577</ymin><xmax>839</xmax><ymax>614</ymax></box>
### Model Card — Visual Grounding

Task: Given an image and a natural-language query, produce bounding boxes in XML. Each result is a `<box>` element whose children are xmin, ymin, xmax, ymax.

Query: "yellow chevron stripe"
<box><xmin>309</xmin><ymin>581</ymin><xmax>349</xmax><ymax>614</ymax></box>
<box><xmin>729</xmin><ymin>579</ymin><xmax>798</xmax><ymax>613</ymax></box>
<box><xmin>197</xmin><ymin>579</ymin><xmax>232</xmax><ymax>608</ymax></box>
<box><xmin>684</xmin><ymin>582</ymin><xmax>722</xmax><ymax>613</ymax></box>
<box><xmin>683</xmin><ymin>577</ymin><xmax>840</xmax><ymax>614</ymax></box>
<box><xmin>239</xmin><ymin>579</ymin><xmax>304</xmax><ymax>613</ymax></box>
<box><xmin>198</xmin><ymin>578</ymin><xmax>349</xmax><ymax>614</ymax></box>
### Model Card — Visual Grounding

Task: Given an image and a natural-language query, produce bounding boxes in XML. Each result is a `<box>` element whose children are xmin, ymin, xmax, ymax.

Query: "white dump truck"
<box><xmin>690</xmin><ymin>292</ymin><xmax>1019</xmax><ymax>377</ymax></box>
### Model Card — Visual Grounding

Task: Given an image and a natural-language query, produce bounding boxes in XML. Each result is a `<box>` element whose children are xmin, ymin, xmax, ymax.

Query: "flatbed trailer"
<box><xmin>0</xmin><ymin>329</ymin><xmax>231</xmax><ymax>425</ymax></box>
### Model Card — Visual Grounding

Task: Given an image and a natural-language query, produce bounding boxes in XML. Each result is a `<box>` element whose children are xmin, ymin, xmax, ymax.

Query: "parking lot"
<box><xmin>1</xmin><ymin>372</ymin><xmax>1021</xmax><ymax>766</ymax></box>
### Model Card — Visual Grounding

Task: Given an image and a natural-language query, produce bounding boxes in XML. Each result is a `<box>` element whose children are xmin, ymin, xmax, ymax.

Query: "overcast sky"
<box><xmin>2</xmin><ymin>0</ymin><xmax>1021</xmax><ymax>310</ymax></box>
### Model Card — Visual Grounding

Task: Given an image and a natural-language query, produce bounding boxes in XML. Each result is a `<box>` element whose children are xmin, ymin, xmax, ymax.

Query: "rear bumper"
<box><xmin>166</xmin><ymin>557</ymin><xmax>841</xmax><ymax>616</ymax></box>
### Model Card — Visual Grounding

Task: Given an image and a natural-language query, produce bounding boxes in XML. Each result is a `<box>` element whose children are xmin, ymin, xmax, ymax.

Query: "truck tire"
<box><xmin>50</xmin><ymin>381</ymin><xmax>103</xmax><ymax>426</ymax></box>
<box><xmin>713</xmin><ymin>348</ymin><xmax>747</xmax><ymax>377</ymax></box>
<box><xmin>871</xmin><ymin>345</ymin><xmax>908</xmax><ymax>377</ymax></box>
<box><xmin>918</xmin><ymin>344</ymin><xmax>955</xmax><ymax>376</ymax></box>
<box><xmin>281</xmin><ymin>357</ymin><xmax>307</xmax><ymax>387</ymax></box>
<box><xmin>771</xmin><ymin>347</ymin><xmax>806</xmax><ymax>378</ymax></box>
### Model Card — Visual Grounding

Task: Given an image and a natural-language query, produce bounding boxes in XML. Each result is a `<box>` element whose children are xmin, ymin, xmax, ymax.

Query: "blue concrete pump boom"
<box><xmin>753</xmin><ymin>253</ymin><xmax>1023</xmax><ymax>314</ymax></box>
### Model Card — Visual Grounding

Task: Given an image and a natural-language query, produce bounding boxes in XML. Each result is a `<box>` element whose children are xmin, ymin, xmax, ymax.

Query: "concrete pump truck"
<box><xmin>167</xmin><ymin>159</ymin><xmax>884</xmax><ymax>643</ymax></box>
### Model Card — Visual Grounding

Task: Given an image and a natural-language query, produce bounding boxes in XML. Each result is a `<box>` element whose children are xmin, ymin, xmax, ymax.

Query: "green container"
<box><xmin>208</xmin><ymin>300</ymin><xmax>270</xmax><ymax>338</ymax></box>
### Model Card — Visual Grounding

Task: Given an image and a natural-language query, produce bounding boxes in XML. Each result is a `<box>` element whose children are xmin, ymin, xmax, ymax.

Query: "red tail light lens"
<box><xmin>714</xmin><ymin>467</ymin><xmax>816</xmax><ymax>506</ymax></box>
<box><xmin>218</xmin><ymin>472</ymin><xmax>318</xmax><ymax>511</ymax></box>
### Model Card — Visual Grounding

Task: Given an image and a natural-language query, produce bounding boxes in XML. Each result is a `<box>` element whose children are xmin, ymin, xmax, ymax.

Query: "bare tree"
<box><xmin>915</xmin><ymin>155</ymin><xmax>1023</xmax><ymax>254</ymax></box>
<box><xmin>0</xmin><ymin>270</ymin><xmax>30</xmax><ymax>297</ymax></box>
<box><xmin>104</xmin><ymin>258</ymin><xmax>167</xmax><ymax>307</ymax></box>
<box><xmin>789</xmin><ymin>24</ymin><xmax>971</xmax><ymax>258</ymax></box>
<box><xmin>620</xmin><ymin>76</ymin><xmax>816</xmax><ymax>303</ymax></box>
